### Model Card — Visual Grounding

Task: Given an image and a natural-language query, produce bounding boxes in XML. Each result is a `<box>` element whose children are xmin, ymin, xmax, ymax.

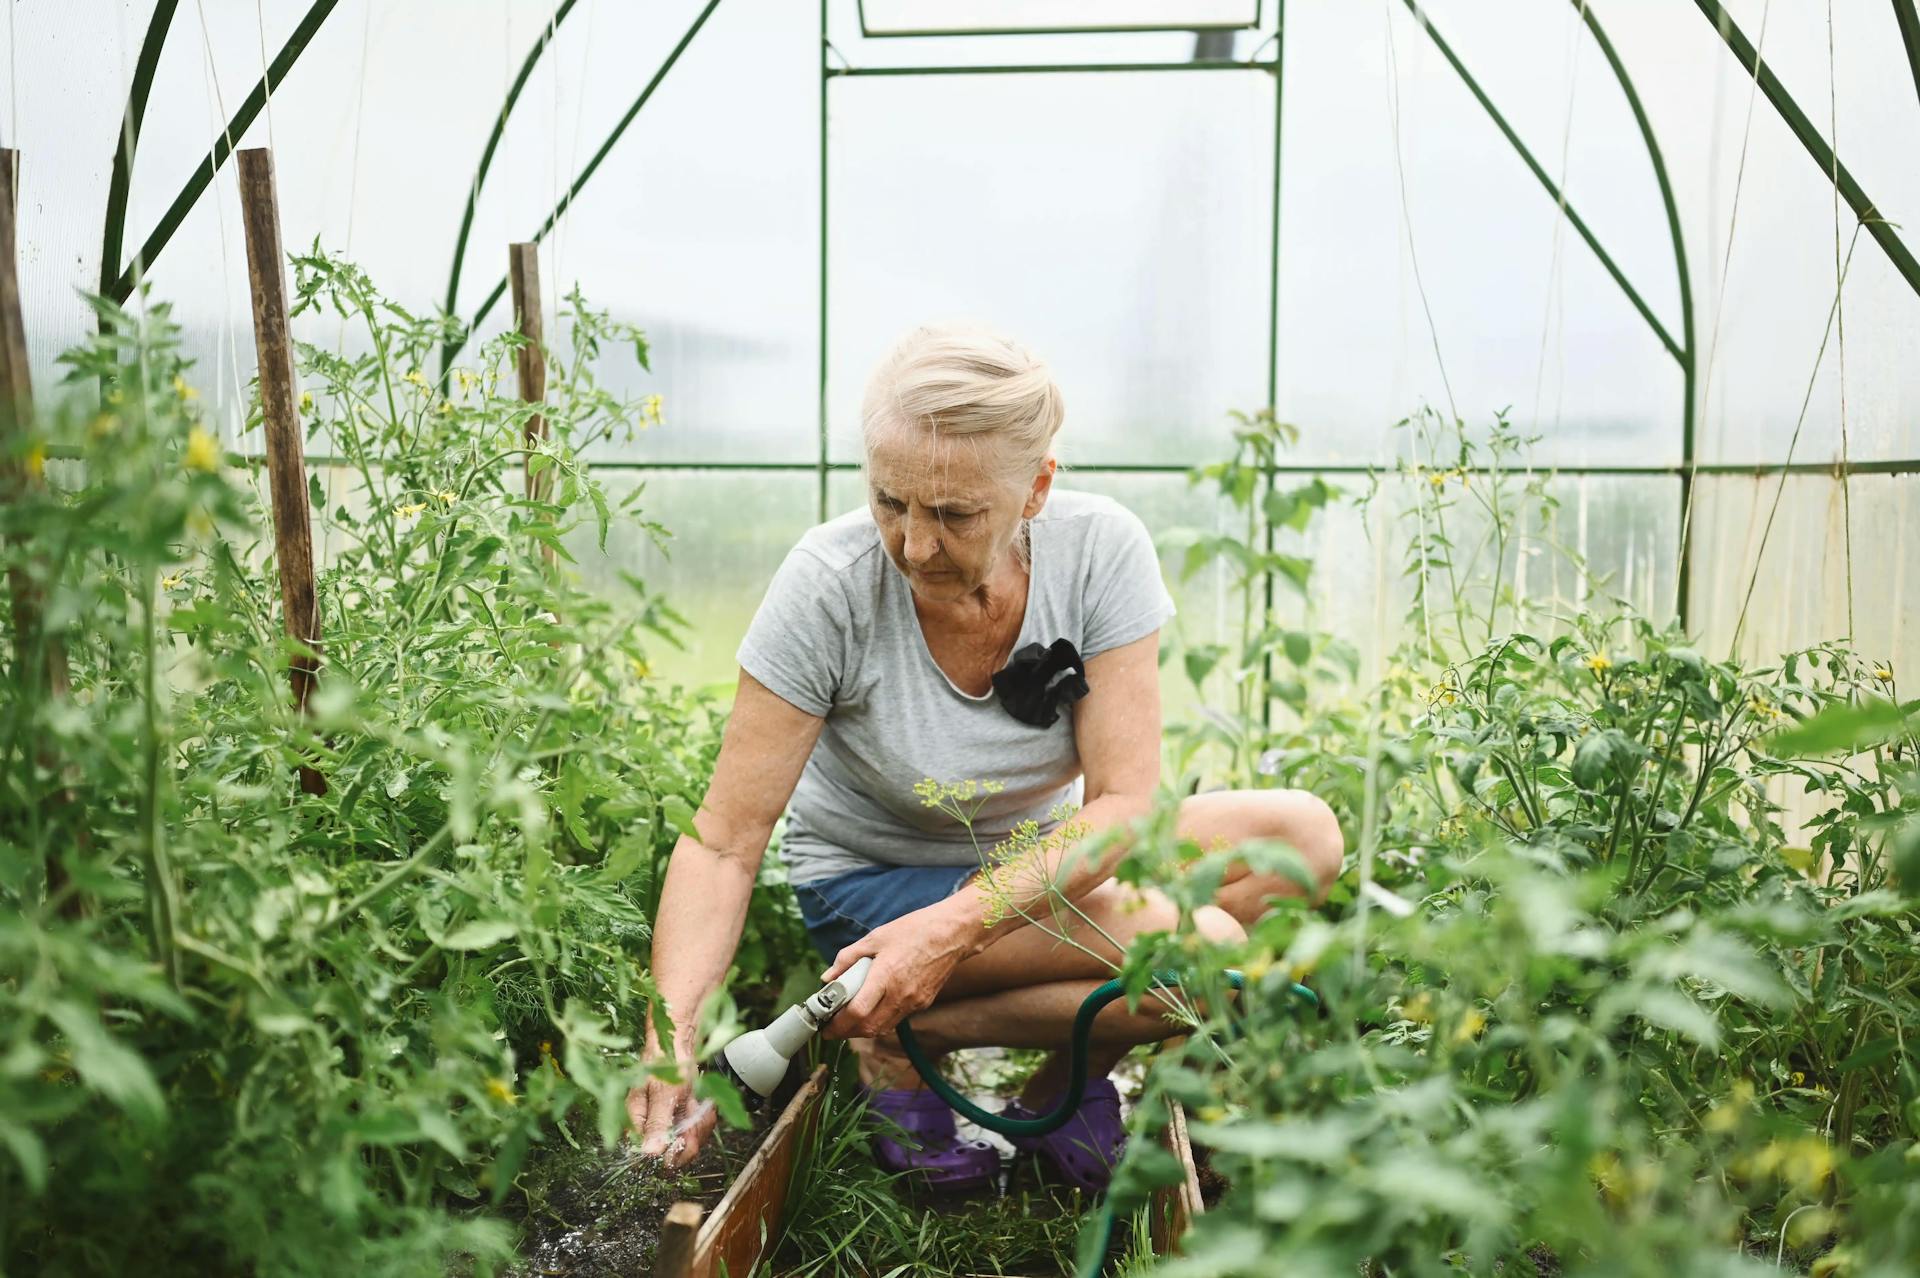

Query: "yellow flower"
<box><xmin>1428</xmin><ymin>472</ymin><xmax>1446</xmax><ymax>489</ymax></box>
<box><xmin>184</xmin><ymin>426</ymin><xmax>220</xmax><ymax>473</ymax></box>
<box><xmin>403</xmin><ymin>369</ymin><xmax>430</xmax><ymax>389</ymax></box>
<box><xmin>395</xmin><ymin>501</ymin><xmax>428</xmax><ymax>519</ymax></box>
<box><xmin>1703</xmin><ymin>1080</ymin><xmax>1753</xmax><ymax>1134</ymax></box>
<box><xmin>642</xmin><ymin>393</ymin><xmax>665</xmax><ymax>427</ymax></box>
<box><xmin>1872</xmin><ymin>666</ymin><xmax>1893</xmax><ymax>682</ymax></box>
<box><xmin>161</xmin><ymin>574</ymin><xmax>184</xmax><ymax>591</ymax></box>
<box><xmin>484</xmin><ymin>1076</ymin><xmax>518</xmax><ymax>1106</ymax></box>
<box><xmin>1452</xmin><ymin>1008</ymin><xmax>1487</xmax><ymax>1044</ymax></box>
<box><xmin>1749</xmin><ymin>695</ymin><xmax>1782</xmax><ymax>720</ymax></box>
<box><xmin>539</xmin><ymin>1040</ymin><xmax>565</xmax><ymax>1078</ymax></box>
<box><xmin>1196</xmin><ymin>1106</ymin><xmax>1228</xmax><ymax>1123</ymax></box>
<box><xmin>630</xmin><ymin>656</ymin><xmax>651</xmax><ymax>680</ymax></box>
<box><xmin>435</xmin><ymin>489</ymin><xmax>458</xmax><ymax>505</ymax></box>
<box><xmin>299</xmin><ymin>391</ymin><xmax>314</xmax><ymax>415</ymax></box>
<box><xmin>24</xmin><ymin>442</ymin><xmax>44</xmax><ymax>480</ymax></box>
<box><xmin>172</xmin><ymin>373</ymin><xmax>197</xmax><ymax>401</ymax></box>
<box><xmin>455</xmin><ymin>369</ymin><xmax>475</xmax><ymax>394</ymax></box>
<box><xmin>1585</xmin><ymin>652</ymin><xmax>1612</xmax><ymax>674</ymax></box>
<box><xmin>88</xmin><ymin>413</ymin><xmax>119</xmax><ymax>441</ymax></box>
<box><xmin>1790</xmin><ymin>1070</ymin><xmax>1806</xmax><ymax>1087</ymax></box>
<box><xmin>1401</xmin><ymin>992</ymin><xmax>1433</xmax><ymax>1025</ymax></box>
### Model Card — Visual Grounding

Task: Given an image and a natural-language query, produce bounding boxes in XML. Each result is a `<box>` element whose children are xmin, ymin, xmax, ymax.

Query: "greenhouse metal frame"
<box><xmin>55</xmin><ymin>0</ymin><xmax>1920</xmax><ymax>638</ymax></box>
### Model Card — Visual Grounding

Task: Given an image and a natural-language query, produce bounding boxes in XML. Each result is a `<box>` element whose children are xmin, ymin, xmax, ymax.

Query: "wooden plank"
<box><xmin>506</xmin><ymin>243</ymin><xmax>551</xmax><ymax>500</ymax></box>
<box><xmin>235</xmin><ymin>148</ymin><xmax>326</xmax><ymax>797</ymax></box>
<box><xmin>1150</xmin><ymin>1099</ymin><xmax>1205</xmax><ymax>1257</ymax></box>
<box><xmin>678</xmin><ymin>1063</ymin><xmax>830</xmax><ymax>1278</ymax></box>
<box><xmin>654</xmin><ymin>1200</ymin><xmax>704</xmax><ymax>1278</ymax></box>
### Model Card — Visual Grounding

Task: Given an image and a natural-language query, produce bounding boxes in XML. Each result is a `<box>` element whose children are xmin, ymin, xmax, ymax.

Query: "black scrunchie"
<box><xmin>991</xmin><ymin>638</ymin><xmax>1089</xmax><ymax>728</ymax></box>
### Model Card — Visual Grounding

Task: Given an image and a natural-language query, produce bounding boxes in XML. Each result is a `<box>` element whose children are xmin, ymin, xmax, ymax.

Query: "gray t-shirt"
<box><xmin>735</xmin><ymin>488</ymin><xmax>1177</xmax><ymax>886</ymax></box>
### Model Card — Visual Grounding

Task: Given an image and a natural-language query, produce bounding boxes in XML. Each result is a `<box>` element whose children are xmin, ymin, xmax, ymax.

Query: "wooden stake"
<box><xmin>1</xmin><ymin>148</ymin><xmax>83</xmax><ymax>912</ymax></box>
<box><xmin>507</xmin><ymin>243</ymin><xmax>551</xmax><ymax>501</ymax></box>
<box><xmin>236</xmin><ymin>148</ymin><xmax>326</xmax><ymax>797</ymax></box>
<box><xmin>654</xmin><ymin>1201</ymin><xmax>704</xmax><ymax>1278</ymax></box>
<box><xmin>0</xmin><ymin>148</ymin><xmax>33</xmax><ymax>445</ymax></box>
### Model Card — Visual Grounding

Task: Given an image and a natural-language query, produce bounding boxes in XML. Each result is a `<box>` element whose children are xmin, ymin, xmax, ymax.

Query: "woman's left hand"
<box><xmin>818</xmin><ymin>905</ymin><xmax>976</xmax><ymax>1040</ymax></box>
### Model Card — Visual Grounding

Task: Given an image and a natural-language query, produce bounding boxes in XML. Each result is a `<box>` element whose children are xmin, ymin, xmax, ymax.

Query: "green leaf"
<box><xmin>0</xmin><ymin>1118</ymin><xmax>47</xmax><ymax>1193</ymax></box>
<box><xmin>1183</xmin><ymin>644</ymin><xmax>1227</xmax><ymax>687</ymax></box>
<box><xmin>1282</xmin><ymin>630</ymin><xmax>1312</xmax><ymax>667</ymax></box>
<box><xmin>661</xmin><ymin>794</ymin><xmax>699</xmax><ymax>840</ymax></box>
<box><xmin>1891</xmin><ymin>818</ymin><xmax>1920</xmax><ymax>897</ymax></box>
<box><xmin>46</xmin><ymin>1002</ymin><xmax>164</xmax><ymax>1123</ymax></box>
<box><xmin>1571</xmin><ymin>733</ymin><xmax>1615</xmax><ymax>789</ymax></box>
<box><xmin>695</xmin><ymin>1069</ymin><xmax>753</xmax><ymax>1130</ymax></box>
<box><xmin>1765</xmin><ymin>696</ymin><xmax>1916</xmax><ymax>756</ymax></box>
<box><xmin>1180</xmin><ymin>539</ymin><xmax>1218</xmax><ymax>583</ymax></box>
<box><xmin>437</xmin><ymin>919</ymin><xmax>519</xmax><ymax>951</ymax></box>
<box><xmin>1633</xmin><ymin>989</ymin><xmax>1721</xmax><ymax>1049</ymax></box>
<box><xmin>1836</xmin><ymin>1037</ymin><xmax>1899</xmax><ymax>1073</ymax></box>
<box><xmin>416</xmin><ymin>1107</ymin><xmax>468</xmax><ymax>1159</ymax></box>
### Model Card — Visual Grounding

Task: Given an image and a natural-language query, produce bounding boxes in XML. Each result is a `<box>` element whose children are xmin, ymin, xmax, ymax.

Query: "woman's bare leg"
<box><xmin>847</xmin><ymin>787</ymin><xmax>1342</xmax><ymax>1092</ymax></box>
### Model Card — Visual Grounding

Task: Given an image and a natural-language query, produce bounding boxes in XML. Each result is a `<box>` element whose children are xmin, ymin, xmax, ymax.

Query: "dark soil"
<box><xmin>1191</xmin><ymin>1140</ymin><xmax>1228</xmax><ymax>1210</ymax></box>
<box><xmin>505</xmin><ymin>1103</ymin><xmax>770</xmax><ymax>1278</ymax></box>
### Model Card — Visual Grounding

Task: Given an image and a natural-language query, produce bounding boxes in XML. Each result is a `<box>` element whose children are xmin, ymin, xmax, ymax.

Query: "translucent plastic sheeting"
<box><xmin>828</xmin><ymin>70</ymin><xmax>1274</xmax><ymax>467</ymax></box>
<box><xmin>1689</xmin><ymin>472</ymin><xmax>1916</xmax><ymax>679</ymax></box>
<box><xmin>1581</xmin><ymin>0</ymin><xmax>1920</xmax><ymax>465</ymax></box>
<box><xmin>6</xmin><ymin>0</ymin><xmax>815</xmax><ymax>464</ymax></box>
<box><xmin>568</xmin><ymin>469</ymin><xmax>821</xmax><ymax>692</ymax></box>
<box><xmin>1278</xmin><ymin>0</ymin><xmax>1682</xmax><ymax>469</ymax></box>
<box><xmin>1261</xmin><ymin>470</ymin><xmax>1680</xmax><ymax>683</ymax></box>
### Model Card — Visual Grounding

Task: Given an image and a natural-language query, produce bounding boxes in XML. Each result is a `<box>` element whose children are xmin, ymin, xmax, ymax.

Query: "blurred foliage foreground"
<box><xmin>0</xmin><ymin>254</ymin><xmax>808</xmax><ymax>1274</ymax></box>
<box><xmin>0</xmin><ymin>258</ymin><xmax>1916</xmax><ymax>1277</ymax></box>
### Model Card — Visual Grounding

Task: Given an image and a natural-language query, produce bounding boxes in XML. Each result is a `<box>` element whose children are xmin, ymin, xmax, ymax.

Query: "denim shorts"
<box><xmin>792</xmin><ymin>862</ymin><xmax>979</xmax><ymax>964</ymax></box>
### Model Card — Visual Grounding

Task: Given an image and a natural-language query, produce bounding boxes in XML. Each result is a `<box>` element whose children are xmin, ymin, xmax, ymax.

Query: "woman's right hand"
<box><xmin>628</xmin><ymin>1039</ymin><xmax>715</xmax><ymax>1168</ymax></box>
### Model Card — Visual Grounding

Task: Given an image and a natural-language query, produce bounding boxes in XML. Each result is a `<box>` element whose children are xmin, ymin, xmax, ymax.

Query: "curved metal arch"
<box><xmin>1692</xmin><ymin>0</ymin><xmax>1920</xmax><ymax>300</ymax></box>
<box><xmin>439</xmin><ymin>0</ymin><xmax>581</xmax><ymax>380</ymax></box>
<box><xmin>106</xmin><ymin>0</ymin><xmax>339</xmax><ymax>303</ymax></box>
<box><xmin>99</xmin><ymin>0</ymin><xmax>181</xmax><ymax>301</ymax></box>
<box><xmin>443</xmin><ymin>0</ymin><xmax>727</xmax><ymax>369</ymax></box>
<box><xmin>1569</xmin><ymin>2</ymin><xmax>1698</xmax><ymax>625</ymax></box>
<box><xmin>1398</xmin><ymin>0</ymin><xmax>1684</xmax><ymax>365</ymax></box>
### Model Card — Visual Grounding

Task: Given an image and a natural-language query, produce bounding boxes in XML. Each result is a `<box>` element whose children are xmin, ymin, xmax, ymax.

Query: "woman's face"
<box><xmin>865</xmin><ymin>425</ymin><xmax>1051</xmax><ymax>604</ymax></box>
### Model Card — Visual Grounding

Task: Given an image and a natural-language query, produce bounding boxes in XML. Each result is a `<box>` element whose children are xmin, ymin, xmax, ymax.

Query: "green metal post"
<box><xmin>1261</xmin><ymin>1</ymin><xmax>1285</xmax><ymax>733</ymax></box>
<box><xmin>1571</xmin><ymin>2</ymin><xmax>1697</xmax><ymax>629</ymax></box>
<box><xmin>819</xmin><ymin>0</ymin><xmax>832</xmax><ymax>523</ymax></box>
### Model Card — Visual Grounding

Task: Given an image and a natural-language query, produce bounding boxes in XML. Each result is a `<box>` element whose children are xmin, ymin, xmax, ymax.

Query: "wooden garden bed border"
<box><xmin>653</xmin><ymin>1068</ymin><xmax>1203</xmax><ymax>1278</ymax></box>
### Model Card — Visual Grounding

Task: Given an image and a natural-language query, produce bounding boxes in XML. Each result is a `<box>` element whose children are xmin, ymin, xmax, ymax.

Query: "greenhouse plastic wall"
<box><xmin>2</xmin><ymin>0</ymin><xmax>1914</xmax><ymax>696</ymax></box>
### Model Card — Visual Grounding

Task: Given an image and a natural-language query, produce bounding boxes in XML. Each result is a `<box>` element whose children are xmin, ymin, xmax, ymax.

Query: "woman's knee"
<box><xmin>1193</xmin><ymin>903</ymin><xmax>1247</xmax><ymax>946</ymax></box>
<box><xmin>1190</xmin><ymin>788</ymin><xmax>1344</xmax><ymax>916</ymax></box>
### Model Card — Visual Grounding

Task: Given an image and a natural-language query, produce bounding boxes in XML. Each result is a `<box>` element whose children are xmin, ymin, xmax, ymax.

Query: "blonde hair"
<box><xmin>860</xmin><ymin>324</ymin><xmax>1066</xmax><ymax>484</ymax></box>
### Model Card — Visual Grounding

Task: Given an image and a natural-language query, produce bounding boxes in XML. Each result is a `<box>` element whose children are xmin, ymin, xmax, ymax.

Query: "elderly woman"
<box><xmin>629</xmin><ymin>327</ymin><xmax>1342</xmax><ymax>1193</ymax></box>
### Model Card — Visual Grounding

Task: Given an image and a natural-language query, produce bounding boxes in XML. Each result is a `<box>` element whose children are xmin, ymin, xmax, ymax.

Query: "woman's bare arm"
<box><xmin>631</xmin><ymin>669</ymin><xmax>823</xmax><ymax>1158</ymax></box>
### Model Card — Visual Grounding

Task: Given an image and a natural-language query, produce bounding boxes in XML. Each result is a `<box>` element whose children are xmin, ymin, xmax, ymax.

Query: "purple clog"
<box><xmin>998</xmin><ymin>1075</ymin><xmax>1127</xmax><ymax>1194</ymax></box>
<box><xmin>859</xmin><ymin>1085</ymin><xmax>1000</xmax><ymax>1194</ymax></box>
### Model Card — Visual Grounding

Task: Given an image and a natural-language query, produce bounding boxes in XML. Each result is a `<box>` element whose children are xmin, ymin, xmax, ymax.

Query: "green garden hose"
<box><xmin>894</xmin><ymin>969</ymin><xmax>1320</xmax><ymax>1278</ymax></box>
